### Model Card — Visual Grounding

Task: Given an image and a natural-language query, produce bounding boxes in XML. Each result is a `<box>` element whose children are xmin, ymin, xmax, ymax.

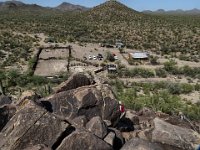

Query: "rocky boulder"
<box><xmin>0</xmin><ymin>100</ymin><xmax>70</xmax><ymax>150</ymax></box>
<box><xmin>40</xmin><ymin>84</ymin><xmax>120</xmax><ymax>125</ymax></box>
<box><xmin>125</xmin><ymin>110</ymin><xmax>139</xmax><ymax>125</ymax></box>
<box><xmin>104</xmin><ymin>131</ymin><xmax>115</xmax><ymax>146</ymax></box>
<box><xmin>86</xmin><ymin>116</ymin><xmax>107</xmax><ymax>139</ymax></box>
<box><xmin>0</xmin><ymin>105</ymin><xmax>16</xmax><ymax>131</ymax></box>
<box><xmin>23</xmin><ymin>144</ymin><xmax>51</xmax><ymax>150</ymax></box>
<box><xmin>151</xmin><ymin>118</ymin><xmax>200</xmax><ymax>150</ymax></box>
<box><xmin>54</xmin><ymin>73</ymin><xmax>94</xmax><ymax>93</ymax></box>
<box><xmin>108</xmin><ymin>127</ymin><xmax>124</xmax><ymax>149</ymax></box>
<box><xmin>16</xmin><ymin>90</ymin><xmax>41</xmax><ymax>112</ymax></box>
<box><xmin>121</xmin><ymin>138</ymin><xmax>164</xmax><ymax>150</ymax></box>
<box><xmin>56</xmin><ymin>130</ymin><xmax>113</xmax><ymax>150</ymax></box>
<box><xmin>0</xmin><ymin>95</ymin><xmax>12</xmax><ymax>106</ymax></box>
<box><xmin>72</xmin><ymin>115</ymin><xmax>88</xmax><ymax>128</ymax></box>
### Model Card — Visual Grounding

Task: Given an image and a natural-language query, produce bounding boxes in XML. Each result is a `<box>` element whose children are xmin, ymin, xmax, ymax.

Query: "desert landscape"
<box><xmin>0</xmin><ymin>0</ymin><xmax>200</xmax><ymax>150</ymax></box>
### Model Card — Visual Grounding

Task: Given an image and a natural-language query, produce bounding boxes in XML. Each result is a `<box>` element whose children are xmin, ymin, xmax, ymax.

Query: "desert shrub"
<box><xmin>118</xmin><ymin>68</ymin><xmax>155</xmax><ymax>78</ymax></box>
<box><xmin>155</xmin><ymin>68</ymin><xmax>167</xmax><ymax>78</ymax></box>
<box><xmin>183</xmin><ymin>105</ymin><xmax>200</xmax><ymax>120</ymax></box>
<box><xmin>167</xmin><ymin>83</ymin><xmax>182</xmax><ymax>94</ymax></box>
<box><xmin>0</xmin><ymin>71</ymin><xmax>6</xmax><ymax>81</ymax></box>
<box><xmin>118</xmin><ymin>88</ymin><xmax>184</xmax><ymax>114</ymax></box>
<box><xmin>162</xmin><ymin>63</ymin><xmax>200</xmax><ymax>79</ymax></box>
<box><xmin>112</xmin><ymin>80</ymin><xmax>200</xmax><ymax>120</ymax></box>
<box><xmin>6</xmin><ymin>70</ymin><xmax>21</xmax><ymax>87</ymax></box>
<box><xmin>195</xmin><ymin>84</ymin><xmax>200</xmax><ymax>91</ymax></box>
<box><xmin>107</xmin><ymin>73</ymin><xmax>117</xmax><ymax>79</ymax></box>
<box><xmin>30</xmin><ymin>76</ymin><xmax>48</xmax><ymax>86</ymax></box>
<box><xmin>180</xmin><ymin>83</ymin><xmax>194</xmax><ymax>94</ymax></box>
<box><xmin>150</xmin><ymin>56</ymin><xmax>159</xmax><ymax>65</ymax></box>
<box><xmin>106</xmin><ymin>51</ymin><xmax>115</xmax><ymax>62</ymax></box>
<box><xmin>28</xmin><ymin>56</ymin><xmax>37</xmax><ymax>75</ymax></box>
<box><xmin>179</xmin><ymin>54</ymin><xmax>190</xmax><ymax>61</ymax></box>
<box><xmin>163</xmin><ymin>60</ymin><xmax>178</xmax><ymax>73</ymax></box>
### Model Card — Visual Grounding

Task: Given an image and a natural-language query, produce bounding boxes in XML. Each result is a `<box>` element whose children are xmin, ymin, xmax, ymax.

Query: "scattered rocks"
<box><xmin>104</xmin><ymin>131</ymin><xmax>115</xmax><ymax>146</ymax></box>
<box><xmin>54</xmin><ymin>73</ymin><xmax>94</xmax><ymax>93</ymax></box>
<box><xmin>86</xmin><ymin>116</ymin><xmax>107</xmax><ymax>139</ymax></box>
<box><xmin>121</xmin><ymin>138</ymin><xmax>164</xmax><ymax>150</ymax></box>
<box><xmin>104</xmin><ymin>120</ymin><xmax>112</xmax><ymax>127</ymax></box>
<box><xmin>122</xmin><ymin>131</ymin><xmax>137</xmax><ymax>142</ymax></box>
<box><xmin>0</xmin><ymin>105</ymin><xmax>16</xmax><ymax>131</ymax></box>
<box><xmin>56</xmin><ymin>130</ymin><xmax>113</xmax><ymax>150</ymax></box>
<box><xmin>108</xmin><ymin>127</ymin><xmax>124</xmax><ymax>149</ymax></box>
<box><xmin>23</xmin><ymin>144</ymin><xmax>51</xmax><ymax>150</ymax></box>
<box><xmin>16</xmin><ymin>90</ymin><xmax>40</xmax><ymax>109</ymax></box>
<box><xmin>40</xmin><ymin>84</ymin><xmax>120</xmax><ymax>125</ymax></box>
<box><xmin>138</xmin><ymin>107</ymin><xmax>156</xmax><ymax>118</ymax></box>
<box><xmin>72</xmin><ymin>115</ymin><xmax>88</xmax><ymax>128</ymax></box>
<box><xmin>151</xmin><ymin>117</ymin><xmax>200</xmax><ymax>150</ymax></box>
<box><xmin>0</xmin><ymin>100</ymin><xmax>70</xmax><ymax>150</ymax></box>
<box><xmin>0</xmin><ymin>95</ymin><xmax>12</xmax><ymax>106</ymax></box>
<box><xmin>1</xmin><ymin>73</ymin><xmax>200</xmax><ymax>150</ymax></box>
<box><xmin>125</xmin><ymin>110</ymin><xmax>139</xmax><ymax>125</ymax></box>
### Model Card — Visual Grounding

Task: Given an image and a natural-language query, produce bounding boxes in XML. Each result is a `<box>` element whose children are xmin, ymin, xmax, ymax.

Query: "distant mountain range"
<box><xmin>0</xmin><ymin>0</ymin><xmax>199</xmax><ymax>14</ymax></box>
<box><xmin>143</xmin><ymin>9</ymin><xmax>200</xmax><ymax>15</ymax></box>
<box><xmin>55</xmin><ymin>2</ymin><xmax>89</xmax><ymax>11</ymax></box>
<box><xmin>0</xmin><ymin>0</ymin><xmax>199</xmax><ymax>56</ymax></box>
<box><xmin>0</xmin><ymin>0</ymin><xmax>88</xmax><ymax>12</ymax></box>
<box><xmin>0</xmin><ymin>0</ymin><xmax>45</xmax><ymax>11</ymax></box>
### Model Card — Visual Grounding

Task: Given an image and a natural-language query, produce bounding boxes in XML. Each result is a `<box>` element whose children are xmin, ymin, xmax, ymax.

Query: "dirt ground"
<box><xmin>39</xmin><ymin>48</ymin><xmax>69</xmax><ymax>60</ymax></box>
<box><xmin>34</xmin><ymin>34</ymin><xmax>200</xmax><ymax>79</ymax></box>
<box><xmin>32</xmin><ymin>33</ymin><xmax>200</xmax><ymax>103</ymax></box>
<box><xmin>34</xmin><ymin>60</ymin><xmax>68</xmax><ymax>76</ymax></box>
<box><xmin>180</xmin><ymin>91</ymin><xmax>200</xmax><ymax>104</ymax></box>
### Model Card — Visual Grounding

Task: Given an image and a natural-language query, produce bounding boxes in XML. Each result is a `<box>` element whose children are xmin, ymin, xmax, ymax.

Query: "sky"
<box><xmin>1</xmin><ymin>0</ymin><xmax>200</xmax><ymax>11</ymax></box>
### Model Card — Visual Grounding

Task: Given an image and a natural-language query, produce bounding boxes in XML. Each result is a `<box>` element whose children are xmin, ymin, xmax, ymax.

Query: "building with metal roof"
<box><xmin>130</xmin><ymin>52</ymin><xmax>149</xmax><ymax>59</ymax></box>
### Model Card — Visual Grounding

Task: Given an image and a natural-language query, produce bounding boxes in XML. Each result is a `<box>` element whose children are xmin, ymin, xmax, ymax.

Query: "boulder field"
<box><xmin>0</xmin><ymin>73</ymin><xmax>199</xmax><ymax>150</ymax></box>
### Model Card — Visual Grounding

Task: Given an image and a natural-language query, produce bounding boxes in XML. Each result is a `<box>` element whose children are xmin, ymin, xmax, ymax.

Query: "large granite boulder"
<box><xmin>23</xmin><ymin>144</ymin><xmax>51</xmax><ymax>150</ymax></box>
<box><xmin>104</xmin><ymin>131</ymin><xmax>115</xmax><ymax>146</ymax></box>
<box><xmin>54</xmin><ymin>73</ymin><xmax>94</xmax><ymax>93</ymax></box>
<box><xmin>56</xmin><ymin>130</ymin><xmax>113</xmax><ymax>150</ymax></box>
<box><xmin>125</xmin><ymin>110</ymin><xmax>139</xmax><ymax>125</ymax></box>
<box><xmin>121</xmin><ymin>138</ymin><xmax>164</xmax><ymax>150</ymax></box>
<box><xmin>151</xmin><ymin>118</ymin><xmax>200</xmax><ymax>150</ymax></box>
<box><xmin>0</xmin><ymin>105</ymin><xmax>16</xmax><ymax>131</ymax></box>
<box><xmin>0</xmin><ymin>95</ymin><xmax>12</xmax><ymax>106</ymax></box>
<box><xmin>0</xmin><ymin>100</ymin><xmax>70</xmax><ymax>150</ymax></box>
<box><xmin>108</xmin><ymin>127</ymin><xmax>124</xmax><ymax>150</ymax></box>
<box><xmin>86</xmin><ymin>116</ymin><xmax>107</xmax><ymax>139</ymax></box>
<box><xmin>40</xmin><ymin>84</ymin><xmax>120</xmax><ymax>125</ymax></box>
<box><xmin>72</xmin><ymin>115</ymin><xmax>88</xmax><ymax>128</ymax></box>
<box><xmin>17</xmin><ymin>91</ymin><xmax>40</xmax><ymax>104</ymax></box>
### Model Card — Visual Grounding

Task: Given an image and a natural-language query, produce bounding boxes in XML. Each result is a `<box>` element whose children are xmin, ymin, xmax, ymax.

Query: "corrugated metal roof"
<box><xmin>130</xmin><ymin>52</ymin><xmax>148</xmax><ymax>59</ymax></box>
<box><xmin>115</xmin><ymin>42</ymin><xmax>124</xmax><ymax>45</ymax></box>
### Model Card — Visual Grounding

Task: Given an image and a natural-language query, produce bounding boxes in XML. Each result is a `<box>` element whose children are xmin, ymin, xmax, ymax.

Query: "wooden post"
<box><xmin>67</xmin><ymin>45</ymin><xmax>72</xmax><ymax>72</ymax></box>
<box><xmin>0</xmin><ymin>80</ymin><xmax>5</xmax><ymax>95</ymax></box>
<box><xmin>47</xmin><ymin>84</ymin><xmax>51</xmax><ymax>95</ymax></box>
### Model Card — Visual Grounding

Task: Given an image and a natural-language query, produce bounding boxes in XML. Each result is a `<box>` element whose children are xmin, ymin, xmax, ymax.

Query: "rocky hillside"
<box><xmin>0</xmin><ymin>0</ymin><xmax>44</xmax><ymax>11</ymax></box>
<box><xmin>0</xmin><ymin>73</ymin><xmax>200</xmax><ymax>150</ymax></box>
<box><xmin>78</xmin><ymin>1</ymin><xmax>200</xmax><ymax>51</ymax></box>
<box><xmin>55</xmin><ymin>2</ymin><xmax>88</xmax><ymax>12</ymax></box>
<box><xmin>84</xmin><ymin>1</ymin><xmax>140</xmax><ymax>22</ymax></box>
